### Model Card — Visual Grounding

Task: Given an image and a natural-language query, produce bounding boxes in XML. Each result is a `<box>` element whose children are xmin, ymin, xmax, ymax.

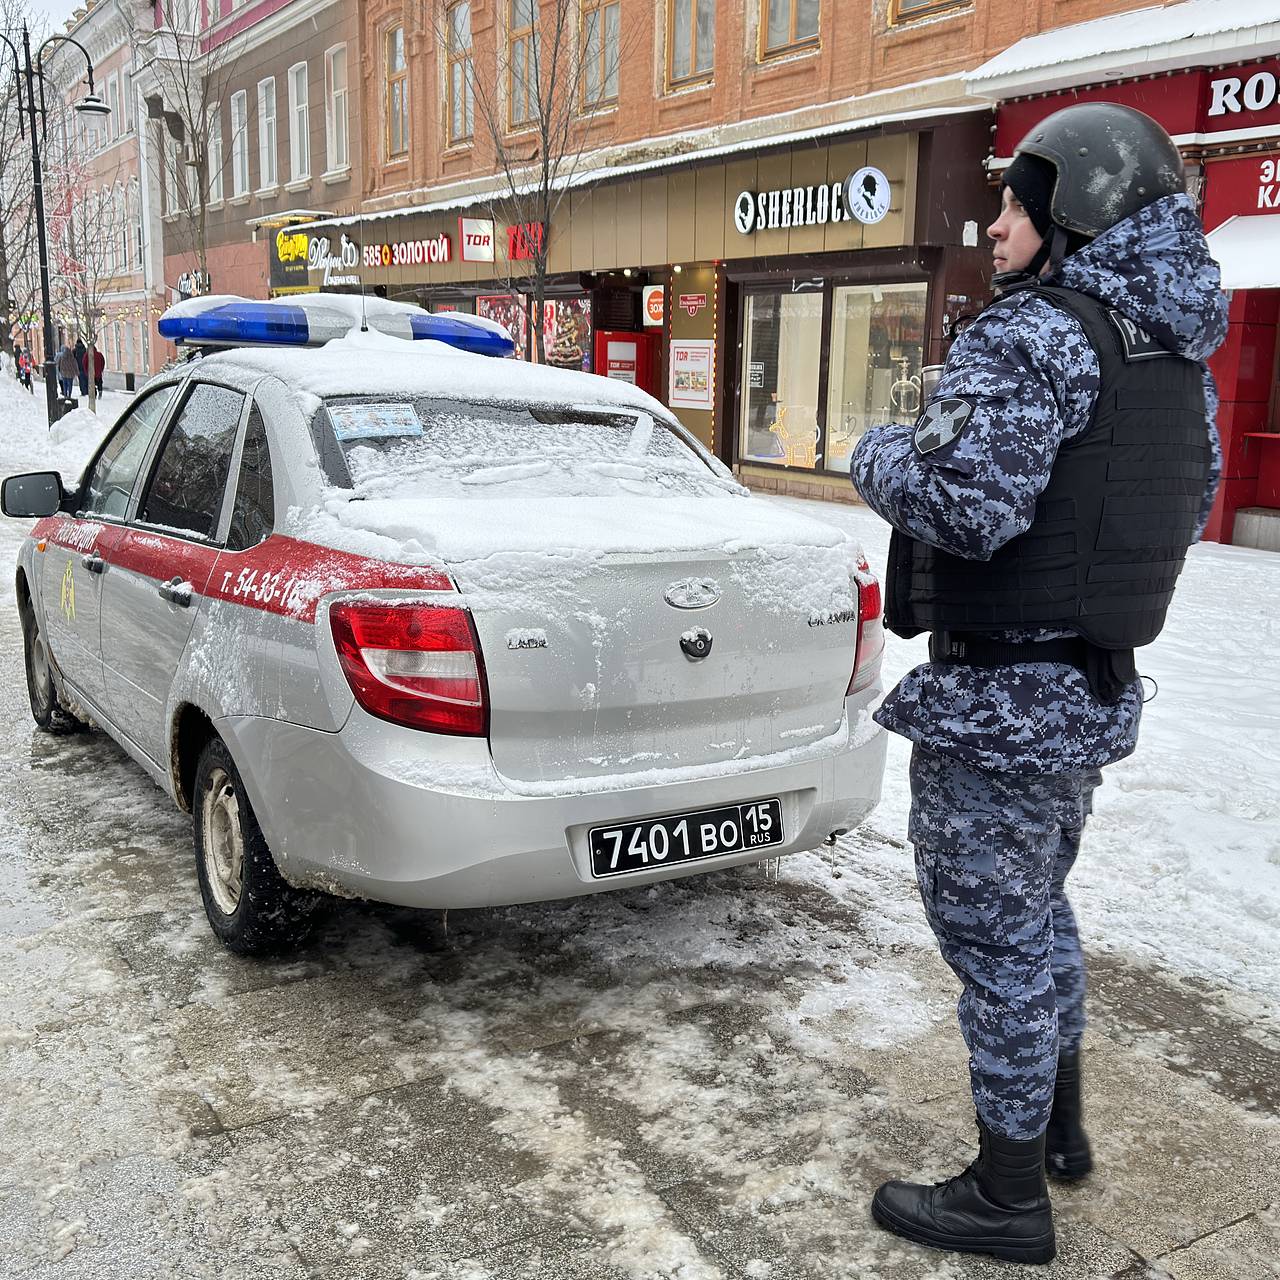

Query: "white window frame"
<box><xmin>116</xmin><ymin>185</ymin><xmax>128</xmax><ymax>271</ymax></box>
<box><xmin>324</xmin><ymin>44</ymin><xmax>349</xmax><ymax>172</ymax></box>
<box><xmin>128</xmin><ymin>178</ymin><xmax>142</xmax><ymax>270</ymax></box>
<box><xmin>230</xmin><ymin>89</ymin><xmax>249</xmax><ymax>196</ymax></box>
<box><xmin>287</xmin><ymin>61</ymin><xmax>310</xmax><ymax>182</ymax></box>
<box><xmin>257</xmin><ymin>75</ymin><xmax>277</xmax><ymax>190</ymax></box>
<box><xmin>208</xmin><ymin>107</ymin><xmax>224</xmax><ymax>204</ymax></box>
<box><xmin>164</xmin><ymin>137</ymin><xmax>183</xmax><ymax>214</ymax></box>
<box><xmin>106</xmin><ymin>73</ymin><xmax>120</xmax><ymax>140</ymax></box>
<box><xmin>121</xmin><ymin>68</ymin><xmax>134</xmax><ymax>133</ymax></box>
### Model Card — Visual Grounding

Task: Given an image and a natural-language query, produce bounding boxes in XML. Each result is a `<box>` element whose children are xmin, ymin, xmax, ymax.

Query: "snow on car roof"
<box><xmin>201</xmin><ymin>326</ymin><xmax>669</xmax><ymax>418</ymax></box>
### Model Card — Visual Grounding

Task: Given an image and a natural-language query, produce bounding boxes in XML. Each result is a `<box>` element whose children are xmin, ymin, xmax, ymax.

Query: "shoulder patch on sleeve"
<box><xmin>913</xmin><ymin>397</ymin><xmax>976</xmax><ymax>456</ymax></box>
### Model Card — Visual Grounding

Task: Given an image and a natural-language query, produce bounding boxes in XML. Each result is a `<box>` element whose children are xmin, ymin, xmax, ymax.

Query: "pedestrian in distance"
<box><xmin>73</xmin><ymin>336</ymin><xmax>89</xmax><ymax>396</ymax></box>
<box><xmin>55</xmin><ymin>342</ymin><xmax>78</xmax><ymax>402</ymax></box>
<box><xmin>850</xmin><ymin>103</ymin><xmax>1227</xmax><ymax>1266</ymax></box>
<box><xmin>90</xmin><ymin>343</ymin><xmax>105</xmax><ymax>396</ymax></box>
<box><xmin>15</xmin><ymin>345</ymin><xmax>33</xmax><ymax>391</ymax></box>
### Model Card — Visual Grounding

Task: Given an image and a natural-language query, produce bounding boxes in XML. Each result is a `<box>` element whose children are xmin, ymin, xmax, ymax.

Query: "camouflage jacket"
<box><xmin>851</xmin><ymin>194</ymin><xmax>1228</xmax><ymax>774</ymax></box>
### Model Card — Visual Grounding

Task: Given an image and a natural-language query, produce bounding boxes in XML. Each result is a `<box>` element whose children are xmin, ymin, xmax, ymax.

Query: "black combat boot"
<box><xmin>871</xmin><ymin>1118</ymin><xmax>1055</xmax><ymax>1264</ymax></box>
<box><xmin>1046</xmin><ymin>1050</ymin><xmax>1093</xmax><ymax>1180</ymax></box>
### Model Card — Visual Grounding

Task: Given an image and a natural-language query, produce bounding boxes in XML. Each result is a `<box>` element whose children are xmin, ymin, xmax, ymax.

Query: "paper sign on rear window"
<box><xmin>330</xmin><ymin>403</ymin><xmax>423</xmax><ymax>442</ymax></box>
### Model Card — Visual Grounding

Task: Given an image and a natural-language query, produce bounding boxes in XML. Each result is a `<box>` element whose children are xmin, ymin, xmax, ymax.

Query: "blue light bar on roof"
<box><xmin>407</xmin><ymin>312</ymin><xmax>515</xmax><ymax>358</ymax></box>
<box><xmin>159</xmin><ymin>300</ymin><xmax>312</xmax><ymax>347</ymax></box>
<box><xmin>157</xmin><ymin>294</ymin><xmax>517</xmax><ymax>358</ymax></box>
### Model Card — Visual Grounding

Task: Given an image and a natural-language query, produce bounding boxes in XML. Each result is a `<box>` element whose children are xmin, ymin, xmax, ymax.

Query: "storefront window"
<box><xmin>824</xmin><ymin>282</ymin><xmax>927</xmax><ymax>474</ymax></box>
<box><xmin>542</xmin><ymin>297</ymin><xmax>593</xmax><ymax>371</ymax></box>
<box><xmin>473</xmin><ymin>294</ymin><xmax>593</xmax><ymax>370</ymax></box>
<box><xmin>739</xmin><ymin>290</ymin><xmax>823</xmax><ymax>468</ymax></box>
<box><xmin>477</xmin><ymin>294</ymin><xmax>529</xmax><ymax>357</ymax></box>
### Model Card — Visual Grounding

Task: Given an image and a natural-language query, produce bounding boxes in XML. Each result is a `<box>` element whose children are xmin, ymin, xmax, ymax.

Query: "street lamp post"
<box><xmin>1</xmin><ymin>25</ymin><xmax>110</xmax><ymax>427</ymax></box>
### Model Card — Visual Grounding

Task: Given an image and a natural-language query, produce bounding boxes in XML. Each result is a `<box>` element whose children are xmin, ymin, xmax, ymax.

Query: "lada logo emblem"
<box><xmin>663</xmin><ymin>577</ymin><xmax>721</xmax><ymax>610</ymax></box>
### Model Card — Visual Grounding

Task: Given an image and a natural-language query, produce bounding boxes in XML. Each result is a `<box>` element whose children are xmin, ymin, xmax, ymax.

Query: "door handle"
<box><xmin>158</xmin><ymin>576</ymin><xmax>193</xmax><ymax>608</ymax></box>
<box><xmin>81</xmin><ymin>552</ymin><xmax>105</xmax><ymax>574</ymax></box>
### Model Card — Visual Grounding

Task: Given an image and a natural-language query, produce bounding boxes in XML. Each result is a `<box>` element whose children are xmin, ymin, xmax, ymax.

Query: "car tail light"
<box><xmin>330</xmin><ymin>602</ymin><xmax>488</xmax><ymax>736</ymax></box>
<box><xmin>848</xmin><ymin>556</ymin><xmax>884</xmax><ymax>696</ymax></box>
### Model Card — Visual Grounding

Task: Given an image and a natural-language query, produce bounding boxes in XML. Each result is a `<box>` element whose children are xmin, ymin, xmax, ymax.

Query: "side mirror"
<box><xmin>2</xmin><ymin>471</ymin><xmax>64</xmax><ymax>518</ymax></box>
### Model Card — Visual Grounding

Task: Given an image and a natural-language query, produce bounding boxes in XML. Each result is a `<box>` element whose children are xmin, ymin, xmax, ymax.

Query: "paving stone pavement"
<box><xmin>1</xmin><ymin>613</ymin><xmax>1277</xmax><ymax>1280</ymax></box>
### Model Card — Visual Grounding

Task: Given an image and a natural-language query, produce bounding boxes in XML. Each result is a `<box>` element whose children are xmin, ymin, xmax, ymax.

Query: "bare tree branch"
<box><xmin>432</xmin><ymin>0</ymin><xmax>632</xmax><ymax>363</ymax></box>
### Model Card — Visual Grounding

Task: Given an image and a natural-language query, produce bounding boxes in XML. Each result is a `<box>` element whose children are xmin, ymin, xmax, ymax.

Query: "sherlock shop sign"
<box><xmin>733</xmin><ymin>165</ymin><xmax>891</xmax><ymax>235</ymax></box>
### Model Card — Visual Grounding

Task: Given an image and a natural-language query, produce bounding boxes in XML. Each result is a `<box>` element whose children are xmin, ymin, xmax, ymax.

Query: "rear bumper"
<box><xmin>220</xmin><ymin>698</ymin><xmax>887</xmax><ymax>910</ymax></box>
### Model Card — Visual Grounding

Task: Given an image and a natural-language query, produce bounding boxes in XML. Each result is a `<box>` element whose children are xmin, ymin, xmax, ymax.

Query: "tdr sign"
<box><xmin>459</xmin><ymin>217</ymin><xmax>495</xmax><ymax>262</ymax></box>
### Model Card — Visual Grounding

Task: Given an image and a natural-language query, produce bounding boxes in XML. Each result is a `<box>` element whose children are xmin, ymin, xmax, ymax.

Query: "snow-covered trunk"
<box><xmin>460</xmin><ymin>547</ymin><xmax>857</xmax><ymax>787</ymax></box>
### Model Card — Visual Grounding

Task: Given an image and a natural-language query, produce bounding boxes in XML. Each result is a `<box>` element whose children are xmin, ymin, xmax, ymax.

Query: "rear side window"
<box><xmin>226</xmin><ymin>405</ymin><xmax>275</xmax><ymax>552</ymax></box>
<box><xmin>138</xmin><ymin>383</ymin><xmax>245</xmax><ymax>539</ymax></box>
<box><xmin>82</xmin><ymin>385</ymin><xmax>177</xmax><ymax>518</ymax></box>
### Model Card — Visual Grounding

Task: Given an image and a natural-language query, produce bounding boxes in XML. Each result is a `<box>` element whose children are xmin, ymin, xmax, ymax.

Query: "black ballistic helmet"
<box><xmin>1014</xmin><ymin>102</ymin><xmax>1186</xmax><ymax>238</ymax></box>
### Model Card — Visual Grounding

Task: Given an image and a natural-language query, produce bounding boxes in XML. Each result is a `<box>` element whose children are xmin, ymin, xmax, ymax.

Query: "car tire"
<box><xmin>192</xmin><ymin>737</ymin><xmax>323</xmax><ymax>955</ymax></box>
<box><xmin>23</xmin><ymin>607</ymin><xmax>86</xmax><ymax>734</ymax></box>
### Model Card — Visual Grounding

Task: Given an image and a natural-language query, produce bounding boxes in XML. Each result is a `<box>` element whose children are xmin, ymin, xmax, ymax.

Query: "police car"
<box><xmin>3</xmin><ymin>294</ymin><xmax>886</xmax><ymax>954</ymax></box>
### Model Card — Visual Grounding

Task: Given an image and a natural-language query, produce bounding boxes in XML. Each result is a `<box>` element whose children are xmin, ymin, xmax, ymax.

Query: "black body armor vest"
<box><xmin>885</xmin><ymin>284</ymin><xmax>1210</xmax><ymax>651</ymax></box>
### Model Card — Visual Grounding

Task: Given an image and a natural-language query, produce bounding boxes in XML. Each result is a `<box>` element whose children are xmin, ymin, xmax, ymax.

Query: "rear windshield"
<box><xmin>312</xmin><ymin>397</ymin><xmax>731</xmax><ymax>500</ymax></box>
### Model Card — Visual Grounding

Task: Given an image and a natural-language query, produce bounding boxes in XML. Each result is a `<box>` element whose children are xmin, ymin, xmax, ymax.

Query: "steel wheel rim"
<box><xmin>202</xmin><ymin>767</ymin><xmax>244</xmax><ymax>916</ymax></box>
<box><xmin>29</xmin><ymin>624</ymin><xmax>52</xmax><ymax>708</ymax></box>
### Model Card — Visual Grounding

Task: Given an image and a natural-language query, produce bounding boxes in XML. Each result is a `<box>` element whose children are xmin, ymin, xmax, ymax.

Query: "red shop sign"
<box><xmin>1202</xmin><ymin>152</ymin><xmax>1280</xmax><ymax>231</ymax></box>
<box><xmin>994</xmin><ymin>59</ymin><xmax>1280</xmax><ymax>159</ymax></box>
<box><xmin>507</xmin><ymin>221</ymin><xmax>546</xmax><ymax>261</ymax></box>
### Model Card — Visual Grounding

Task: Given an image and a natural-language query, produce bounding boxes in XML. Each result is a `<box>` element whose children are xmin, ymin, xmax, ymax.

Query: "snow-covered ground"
<box><xmin>1</xmin><ymin>372</ymin><xmax>1277</xmax><ymax>1021</ymax></box>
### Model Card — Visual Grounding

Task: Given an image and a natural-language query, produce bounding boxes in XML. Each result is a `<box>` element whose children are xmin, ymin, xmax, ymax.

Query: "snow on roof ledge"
<box><xmin>966</xmin><ymin>0</ymin><xmax>1280</xmax><ymax>99</ymax></box>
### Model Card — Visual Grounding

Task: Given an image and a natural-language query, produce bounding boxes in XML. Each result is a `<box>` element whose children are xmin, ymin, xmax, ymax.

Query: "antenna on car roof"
<box><xmin>358</xmin><ymin>205</ymin><xmax>369</xmax><ymax>333</ymax></box>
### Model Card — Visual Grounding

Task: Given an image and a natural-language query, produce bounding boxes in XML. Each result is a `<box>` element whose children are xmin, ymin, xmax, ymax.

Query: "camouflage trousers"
<box><xmin>908</xmin><ymin>744</ymin><xmax>1102</xmax><ymax>1141</ymax></box>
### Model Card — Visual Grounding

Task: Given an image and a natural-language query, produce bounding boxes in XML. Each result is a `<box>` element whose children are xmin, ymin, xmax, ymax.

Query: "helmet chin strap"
<box><xmin>1045</xmin><ymin>226</ymin><xmax>1071</xmax><ymax>277</ymax></box>
<box><xmin>990</xmin><ymin>227</ymin><xmax>1070</xmax><ymax>294</ymax></box>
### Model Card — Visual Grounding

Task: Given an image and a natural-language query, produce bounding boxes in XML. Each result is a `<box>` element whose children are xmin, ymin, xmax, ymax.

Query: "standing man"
<box><xmin>55</xmin><ymin>342</ymin><xmax>78</xmax><ymax>402</ymax></box>
<box><xmin>73</xmin><ymin>336</ymin><xmax>89</xmax><ymax>397</ymax></box>
<box><xmin>851</xmin><ymin>104</ymin><xmax>1226</xmax><ymax>1265</ymax></box>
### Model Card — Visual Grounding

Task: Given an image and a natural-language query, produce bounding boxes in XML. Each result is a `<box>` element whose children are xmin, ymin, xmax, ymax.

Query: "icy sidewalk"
<box><xmin>768</xmin><ymin>493</ymin><xmax>1280</xmax><ymax>1023</ymax></box>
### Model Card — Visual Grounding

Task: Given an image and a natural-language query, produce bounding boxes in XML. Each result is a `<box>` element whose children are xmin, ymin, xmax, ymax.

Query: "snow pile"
<box><xmin>0</xmin><ymin>378</ymin><xmax>123</xmax><ymax>486</ymax></box>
